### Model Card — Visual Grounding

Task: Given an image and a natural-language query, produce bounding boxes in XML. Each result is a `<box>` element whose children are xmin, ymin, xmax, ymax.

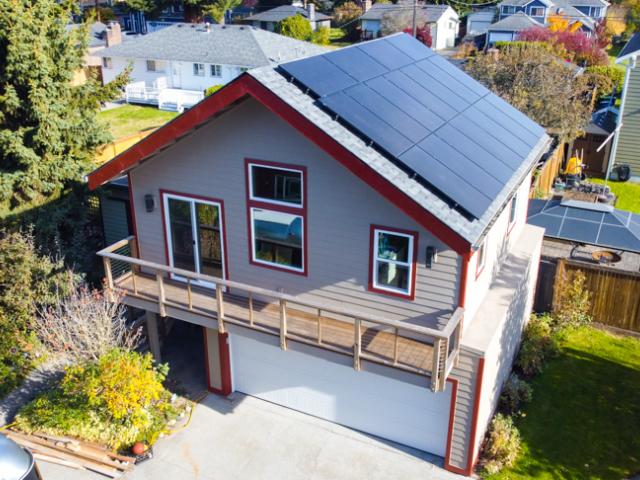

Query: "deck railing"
<box><xmin>99</xmin><ymin>236</ymin><xmax>463</xmax><ymax>392</ymax></box>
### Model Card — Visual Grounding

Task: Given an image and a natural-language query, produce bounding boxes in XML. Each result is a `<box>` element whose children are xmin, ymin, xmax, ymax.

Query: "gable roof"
<box><xmin>487</xmin><ymin>11</ymin><xmax>544</xmax><ymax>31</ymax></box>
<box><xmin>497</xmin><ymin>0</ymin><xmax>554</xmax><ymax>8</ymax></box>
<box><xmin>359</xmin><ymin>3</ymin><xmax>454</xmax><ymax>22</ymax></box>
<box><xmin>96</xmin><ymin>23</ymin><xmax>326</xmax><ymax>67</ymax></box>
<box><xmin>528</xmin><ymin>199</ymin><xmax>640</xmax><ymax>253</ymax></box>
<box><xmin>245</xmin><ymin>5</ymin><xmax>331</xmax><ymax>22</ymax></box>
<box><xmin>66</xmin><ymin>21</ymin><xmax>108</xmax><ymax>48</ymax></box>
<box><xmin>617</xmin><ymin>32</ymin><xmax>640</xmax><ymax>63</ymax></box>
<box><xmin>88</xmin><ymin>35</ymin><xmax>550</xmax><ymax>252</ymax></box>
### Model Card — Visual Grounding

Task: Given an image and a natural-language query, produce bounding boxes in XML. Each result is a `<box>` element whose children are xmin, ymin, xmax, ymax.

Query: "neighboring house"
<box><xmin>245</xmin><ymin>3</ymin><xmax>332</xmax><ymax>31</ymax></box>
<box><xmin>88</xmin><ymin>34</ymin><xmax>549</xmax><ymax>476</ymax></box>
<box><xmin>97</xmin><ymin>23</ymin><xmax>325</xmax><ymax>111</ymax></box>
<box><xmin>609</xmin><ymin>33</ymin><xmax>640</xmax><ymax>179</ymax></box>
<box><xmin>487</xmin><ymin>0</ymin><xmax>608</xmax><ymax>43</ymax></box>
<box><xmin>68</xmin><ymin>21</ymin><xmax>123</xmax><ymax>84</ymax></box>
<box><xmin>359</xmin><ymin>3</ymin><xmax>460</xmax><ymax>50</ymax></box>
<box><xmin>466</xmin><ymin>7</ymin><xmax>497</xmax><ymax>36</ymax></box>
<box><xmin>487</xmin><ymin>11</ymin><xmax>543</xmax><ymax>43</ymax></box>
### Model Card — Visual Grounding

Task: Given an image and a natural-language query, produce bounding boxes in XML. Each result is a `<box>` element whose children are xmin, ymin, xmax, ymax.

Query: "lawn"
<box><xmin>98</xmin><ymin>104</ymin><xmax>178</xmax><ymax>140</ymax></box>
<box><xmin>488</xmin><ymin>327</ymin><xmax>640</xmax><ymax>480</ymax></box>
<box><xmin>589</xmin><ymin>177</ymin><xmax>640</xmax><ymax>214</ymax></box>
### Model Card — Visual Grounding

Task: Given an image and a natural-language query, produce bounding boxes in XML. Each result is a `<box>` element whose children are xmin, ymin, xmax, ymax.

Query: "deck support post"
<box><xmin>146</xmin><ymin>311</ymin><xmax>162</xmax><ymax>362</ymax></box>
<box><xmin>353</xmin><ymin>319</ymin><xmax>362</xmax><ymax>371</ymax></box>
<box><xmin>216</xmin><ymin>285</ymin><xmax>225</xmax><ymax>333</ymax></box>
<box><xmin>279</xmin><ymin>300</ymin><xmax>287</xmax><ymax>350</ymax></box>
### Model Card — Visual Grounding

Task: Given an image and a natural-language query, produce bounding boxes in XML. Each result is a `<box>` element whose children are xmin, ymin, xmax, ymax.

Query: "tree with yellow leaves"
<box><xmin>548</xmin><ymin>13</ymin><xmax>582</xmax><ymax>32</ymax></box>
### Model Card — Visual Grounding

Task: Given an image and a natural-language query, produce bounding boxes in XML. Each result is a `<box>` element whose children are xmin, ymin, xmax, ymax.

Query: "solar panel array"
<box><xmin>528</xmin><ymin>199</ymin><xmax>640</xmax><ymax>253</ymax></box>
<box><xmin>279</xmin><ymin>34</ymin><xmax>546</xmax><ymax>219</ymax></box>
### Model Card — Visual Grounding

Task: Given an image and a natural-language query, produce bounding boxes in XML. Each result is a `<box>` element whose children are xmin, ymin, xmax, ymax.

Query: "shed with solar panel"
<box><xmin>86</xmin><ymin>34</ymin><xmax>551</xmax><ymax>475</ymax></box>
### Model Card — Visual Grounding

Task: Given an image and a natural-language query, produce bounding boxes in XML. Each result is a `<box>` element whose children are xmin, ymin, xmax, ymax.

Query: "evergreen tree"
<box><xmin>0</xmin><ymin>0</ymin><xmax>129</xmax><ymax>208</ymax></box>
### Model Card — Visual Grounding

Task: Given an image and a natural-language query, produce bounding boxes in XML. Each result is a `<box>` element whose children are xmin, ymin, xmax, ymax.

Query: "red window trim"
<box><xmin>158</xmin><ymin>189</ymin><xmax>231</xmax><ymax>284</ymax></box>
<box><xmin>244</xmin><ymin>158</ymin><xmax>308</xmax><ymax>276</ymax></box>
<box><xmin>475</xmin><ymin>239</ymin><xmax>486</xmax><ymax>280</ymax></box>
<box><xmin>368</xmin><ymin>225</ymin><xmax>418</xmax><ymax>301</ymax></box>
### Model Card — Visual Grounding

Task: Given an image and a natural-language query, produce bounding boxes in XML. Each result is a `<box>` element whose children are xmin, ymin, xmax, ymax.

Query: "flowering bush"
<box><xmin>402</xmin><ymin>26</ymin><xmax>432</xmax><ymax>47</ymax></box>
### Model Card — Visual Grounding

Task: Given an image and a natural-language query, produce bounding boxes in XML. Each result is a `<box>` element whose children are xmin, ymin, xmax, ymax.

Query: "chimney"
<box><xmin>106</xmin><ymin>22</ymin><xmax>122</xmax><ymax>47</ymax></box>
<box><xmin>363</xmin><ymin>0</ymin><xmax>372</xmax><ymax>12</ymax></box>
<box><xmin>307</xmin><ymin>3</ymin><xmax>315</xmax><ymax>21</ymax></box>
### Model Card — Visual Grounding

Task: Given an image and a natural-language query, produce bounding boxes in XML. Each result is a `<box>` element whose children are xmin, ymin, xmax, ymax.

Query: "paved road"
<box><xmin>38</xmin><ymin>393</ymin><xmax>466</xmax><ymax>480</ymax></box>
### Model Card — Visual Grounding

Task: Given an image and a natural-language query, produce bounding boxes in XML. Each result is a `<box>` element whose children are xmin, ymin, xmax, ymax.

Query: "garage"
<box><xmin>228</xmin><ymin>326</ymin><xmax>453</xmax><ymax>457</ymax></box>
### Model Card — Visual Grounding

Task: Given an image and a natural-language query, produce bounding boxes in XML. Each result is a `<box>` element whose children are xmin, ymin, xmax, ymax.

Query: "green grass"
<box><xmin>589</xmin><ymin>178</ymin><xmax>640</xmax><ymax>214</ymax></box>
<box><xmin>98</xmin><ymin>104</ymin><xmax>178</xmax><ymax>139</ymax></box>
<box><xmin>488</xmin><ymin>327</ymin><xmax>640</xmax><ymax>480</ymax></box>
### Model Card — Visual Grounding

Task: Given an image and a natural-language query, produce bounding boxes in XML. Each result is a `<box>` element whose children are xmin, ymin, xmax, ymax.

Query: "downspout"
<box><xmin>606</xmin><ymin>55</ymin><xmax>636</xmax><ymax>186</ymax></box>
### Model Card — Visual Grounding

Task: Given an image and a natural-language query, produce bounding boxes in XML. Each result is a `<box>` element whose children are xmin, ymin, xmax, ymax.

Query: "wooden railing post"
<box><xmin>393</xmin><ymin>327</ymin><xmax>399</xmax><ymax>365</ymax></box>
<box><xmin>431</xmin><ymin>338</ymin><xmax>442</xmax><ymax>392</ymax></box>
<box><xmin>156</xmin><ymin>272</ymin><xmax>166</xmax><ymax>317</ymax></box>
<box><xmin>103</xmin><ymin>257</ymin><xmax>114</xmax><ymax>301</ymax></box>
<box><xmin>248</xmin><ymin>292</ymin><xmax>254</xmax><ymax>326</ymax></box>
<box><xmin>279</xmin><ymin>300</ymin><xmax>287</xmax><ymax>350</ymax></box>
<box><xmin>186</xmin><ymin>278</ymin><xmax>193</xmax><ymax>310</ymax></box>
<box><xmin>216</xmin><ymin>285</ymin><xmax>225</xmax><ymax>333</ymax></box>
<box><xmin>317</xmin><ymin>308</ymin><xmax>322</xmax><ymax>344</ymax></box>
<box><xmin>353</xmin><ymin>319</ymin><xmax>362</xmax><ymax>371</ymax></box>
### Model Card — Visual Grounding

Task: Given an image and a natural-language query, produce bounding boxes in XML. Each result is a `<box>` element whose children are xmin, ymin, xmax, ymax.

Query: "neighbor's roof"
<box><xmin>586</xmin><ymin>107</ymin><xmax>617</xmax><ymax>135</ymax></box>
<box><xmin>67</xmin><ymin>21</ymin><xmax>107</xmax><ymax>48</ymax></box>
<box><xmin>88</xmin><ymin>34</ymin><xmax>550</xmax><ymax>250</ymax></box>
<box><xmin>245</xmin><ymin>5</ymin><xmax>331</xmax><ymax>22</ymax></box>
<box><xmin>617</xmin><ymin>32</ymin><xmax>640</xmax><ymax>63</ymax></box>
<box><xmin>487</xmin><ymin>11</ymin><xmax>543</xmax><ymax>31</ymax></box>
<box><xmin>359</xmin><ymin>3</ymin><xmax>454</xmax><ymax>22</ymax></box>
<box><xmin>528</xmin><ymin>199</ymin><xmax>640</xmax><ymax>253</ymax></box>
<box><xmin>96</xmin><ymin>23</ymin><xmax>326</xmax><ymax>67</ymax></box>
<box><xmin>497</xmin><ymin>0</ymin><xmax>554</xmax><ymax>8</ymax></box>
<box><xmin>550</xmin><ymin>0</ymin><xmax>596</xmax><ymax>30</ymax></box>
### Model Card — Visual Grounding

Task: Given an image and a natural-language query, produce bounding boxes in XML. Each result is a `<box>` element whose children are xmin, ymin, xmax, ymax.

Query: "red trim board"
<box><xmin>88</xmin><ymin>74</ymin><xmax>471</xmax><ymax>256</ymax></box>
<box><xmin>244</xmin><ymin>158</ymin><xmax>308</xmax><ymax>276</ymax></box>
<box><xmin>202</xmin><ymin>327</ymin><xmax>233</xmax><ymax>396</ymax></box>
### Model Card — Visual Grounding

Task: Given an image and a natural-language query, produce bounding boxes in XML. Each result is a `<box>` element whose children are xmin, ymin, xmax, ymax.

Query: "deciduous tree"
<box><xmin>277</xmin><ymin>13</ymin><xmax>312</xmax><ymax>40</ymax></box>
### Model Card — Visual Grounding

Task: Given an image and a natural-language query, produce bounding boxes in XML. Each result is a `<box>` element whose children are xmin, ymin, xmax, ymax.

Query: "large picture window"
<box><xmin>246</xmin><ymin>160</ymin><xmax>306</xmax><ymax>274</ymax></box>
<box><xmin>369</xmin><ymin>226</ymin><xmax>417</xmax><ymax>299</ymax></box>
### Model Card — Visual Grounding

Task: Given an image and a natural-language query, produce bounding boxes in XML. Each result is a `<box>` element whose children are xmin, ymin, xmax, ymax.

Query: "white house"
<box><xmin>98</xmin><ymin>23</ymin><xmax>325</xmax><ymax>111</ymax></box>
<box><xmin>359</xmin><ymin>2</ymin><xmax>459</xmax><ymax>50</ymax></box>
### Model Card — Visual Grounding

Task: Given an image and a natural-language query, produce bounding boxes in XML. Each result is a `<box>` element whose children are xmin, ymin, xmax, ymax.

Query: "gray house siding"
<box><xmin>616</xmin><ymin>66</ymin><xmax>640</xmax><ymax>177</ymax></box>
<box><xmin>130</xmin><ymin>98</ymin><xmax>461</xmax><ymax>329</ymax></box>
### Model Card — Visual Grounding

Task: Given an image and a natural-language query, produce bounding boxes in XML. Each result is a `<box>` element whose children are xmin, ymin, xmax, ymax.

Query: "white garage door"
<box><xmin>229</xmin><ymin>328</ymin><xmax>452</xmax><ymax>457</ymax></box>
<box><xmin>488</xmin><ymin>31</ymin><xmax>515</xmax><ymax>43</ymax></box>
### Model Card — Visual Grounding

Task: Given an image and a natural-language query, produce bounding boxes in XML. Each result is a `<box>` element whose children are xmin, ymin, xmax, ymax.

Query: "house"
<box><xmin>466</xmin><ymin>7</ymin><xmax>497</xmax><ymax>36</ymax></box>
<box><xmin>245</xmin><ymin>3</ymin><xmax>332</xmax><ymax>31</ymax></box>
<box><xmin>609</xmin><ymin>33</ymin><xmax>640</xmax><ymax>179</ymax></box>
<box><xmin>67</xmin><ymin>21</ymin><xmax>124</xmax><ymax>84</ymax></box>
<box><xmin>97</xmin><ymin>23</ymin><xmax>325</xmax><ymax>111</ymax></box>
<box><xmin>487</xmin><ymin>0</ymin><xmax>608</xmax><ymax>44</ymax></box>
<box><xmin>359</xmin><ymin>3</ymin><xmax>460</xmax><ymax>50</ymax></box>
<box><xmin>88</xmin><ymin>34</ymin><xmax>549</xmax><ymax>476</ymax></box>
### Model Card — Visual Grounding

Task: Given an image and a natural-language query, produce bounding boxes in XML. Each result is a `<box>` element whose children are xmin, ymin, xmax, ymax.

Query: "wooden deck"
<box><xmin>101</xmin><ymin>236</ymin><xmax>463</xmax><ymax>391</ymax></box>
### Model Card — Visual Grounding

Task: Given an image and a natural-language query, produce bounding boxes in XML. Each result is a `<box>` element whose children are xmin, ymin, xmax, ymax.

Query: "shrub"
<box><xmin>36</xmin><ymin>285</ymin><xmax>140</xmax><ymax>362</ymax></box>
<box><xmin>553</xmin><ymin>269</ymin><xmax>592</xmax><ymax>328</ymax></box>
<box><xmin>585</xmin><ymin>65</ymin><xmax>625</xmax><ymax>97</ymax></box>
<box><xmin>516</xmin><ymin>314</ymin><xmax>559</xmax><ymax>377</ymax></box>
<box><xmin>205</xmin><ymin>85</ymin><xmax>223</xmax><ymax>96</ymax></box>
<box><xmin>277</xmin><ymin>14</ymin><xmax>312</xmax><ymax>41</ymax></box>
<box><xmin>311</xmin><ymin>26</ymin><xmax>330</xmax><ymax>45</ymax></box>
<box><xmin>333</xmin><ymin>2</ymin><xmax>362</xmax><ymax>41</ymax></box>
<box><xmin>499</xmin><ymin>374</ymin><xmax>533</xmax><ymax>415</ymax></box>
<box><xmin>16</xmin><ymin>349</ymin><xmax>178</xmax><ymax>449</ymax></box>
<box><xmin>481</xmin><ymin>413</ymin><xmax>522</xmax><ymax>474</ymax></box>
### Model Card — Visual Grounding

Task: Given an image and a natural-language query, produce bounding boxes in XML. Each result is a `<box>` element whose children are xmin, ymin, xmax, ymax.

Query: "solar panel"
<box><xmin>279</xmin><ymin>34</ymin><xmax>547</xmax><ymax>219</ymax></box>
<box><xmin>527</xmin><ymin>199</ymin><xmax>640</xmax><ymax>253</ymax></box>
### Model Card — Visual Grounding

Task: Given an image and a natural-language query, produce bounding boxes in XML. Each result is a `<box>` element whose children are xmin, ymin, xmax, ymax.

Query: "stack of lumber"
<box><xmin>3</xmin><ymin>430</ymin><xmax>136</xmax><ymax>478</ymax></box>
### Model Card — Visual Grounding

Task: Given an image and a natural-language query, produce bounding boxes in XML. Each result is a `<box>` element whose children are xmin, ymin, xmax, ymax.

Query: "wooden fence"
<box><xmin>530</xmin><ymin>143</ymin><xmax>564</xmax><ymax>198</ymax></box>
<box><xmin>95</xmin><ymin>130</ymin><xmax>154</xmax><ymax>165</ymax></box>
<box><xmin>535</xmin><ymin>257</ymin><xmax>640</xmax><ymax>332</ymax></box>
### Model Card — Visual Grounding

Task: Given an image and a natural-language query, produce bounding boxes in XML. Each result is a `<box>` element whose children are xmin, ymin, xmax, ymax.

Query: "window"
<box><xmin>210</xmin><ymin>64</ymin><xmax>222</xmax><ymax>77</ymax></box>
<box><xmin>193</xmin><ymin>63</ymin><xmax>205</xmax><ymax>76</ymax></box>
<box><xmin>102</xmin><ymin>57</ymin><xmax>112</xmax><ymax>69</ymax></box>
<box><xmin>146</xmin><ymin>60</ymin><xmax>165</xmax><ymax>72</ymax></box>
<box><xmin>507</xmin><ymin>194</ymin><xmax>518</xmax><ymax>232</ymax></box>
<box><xmin>246</xmin><ymin>161</ymin><xmax>306</xmax><ymax>274</ymax></box>
<box><xmin>502</xmin><ymin>5</ymin><xmax>516</xmax><ymax>14</ymax></box>
<box><xmin>369</xmin><ymin>227</ymin><xmax>417</xmax><ymax>298</ymax></box>
<box><xmin>476</xmin><ymin>239</ymin><xmax>487</xmax><ymax>277</ymax></box>
<box><xmin>529</xmin><ymin>6</ymin><xmax>544</xmax><ymax>16</ymax></box>
<box><xmin>239</xmin><ymin>67</ymin><xmax>249</xmax><ymax>74</ymax></box>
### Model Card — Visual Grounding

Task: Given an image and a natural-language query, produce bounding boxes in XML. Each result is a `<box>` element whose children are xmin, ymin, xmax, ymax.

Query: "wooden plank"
<box><xmin>33</xmin><ymin>452</ymin><xmax>86</xmax><ymax>470</ymax></box>
<box><xmin>280</xmin><ymin>299</ymin><xmax>287</xmax><ymax>351</ymax></box>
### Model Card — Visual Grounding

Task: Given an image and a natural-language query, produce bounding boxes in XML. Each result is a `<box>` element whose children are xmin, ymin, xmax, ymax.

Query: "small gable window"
<box><xmin>369</xmin><ymin>227</ymin><xmax>417</xmax><ymax>299</ymax></box>
<box><xmin>502</xmin><ymin>5</ymin><xmax>516</xmax><ymax>14</ymax></box>
<box><xmin>529</xmin><ymin>6</ymin><xmax>545</xmax><ymax>16</ymax></box>
<box><xmin>193</xmin><ymin>63</ymin><xmax>205</xmax><ymax>76</ymax></box>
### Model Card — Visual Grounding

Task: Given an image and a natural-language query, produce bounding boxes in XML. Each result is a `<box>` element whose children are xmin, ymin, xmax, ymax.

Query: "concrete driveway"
<box><xmin>38</xmin><ymin>393</ymin><xmax>465</xmax><ymax>480</ymax></box>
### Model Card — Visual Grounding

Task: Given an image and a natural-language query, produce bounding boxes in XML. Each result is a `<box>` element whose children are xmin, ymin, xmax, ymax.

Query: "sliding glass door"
<box><xmin>163</xmin><ymin>193</ymin><xmax>225</xmax><ymax>288</ymax></box>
